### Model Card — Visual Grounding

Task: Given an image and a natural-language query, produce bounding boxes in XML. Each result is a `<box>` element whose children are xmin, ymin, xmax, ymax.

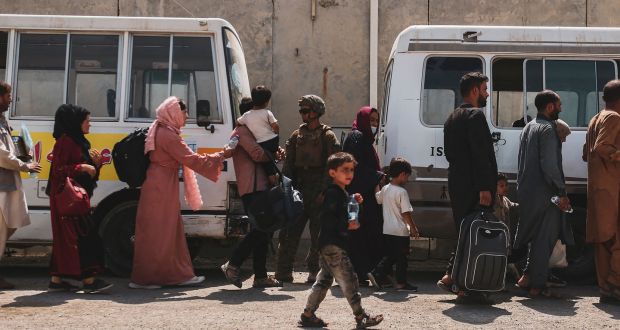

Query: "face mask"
<box><xmin>371</xmin><ymin>126</ymin><xmax>378</xmax><ymax>134</ymax></box>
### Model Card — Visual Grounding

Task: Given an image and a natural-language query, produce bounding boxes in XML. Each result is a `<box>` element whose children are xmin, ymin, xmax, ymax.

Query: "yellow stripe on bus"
<box><xmin>19</xmin><ymin>133</ymin><xmax>222</xmax><ymax>181</ymax></box>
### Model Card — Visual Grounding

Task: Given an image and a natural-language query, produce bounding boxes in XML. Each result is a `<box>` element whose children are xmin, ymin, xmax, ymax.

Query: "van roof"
<box><xmin>0</xmin><ymin>14</ymin><xmax>233</xmax><ymax>33</ymax></box>
<box><xmin>392</xmin><ymin>25</ymin><xmax>620</xmax><ymax>56</ymax></box>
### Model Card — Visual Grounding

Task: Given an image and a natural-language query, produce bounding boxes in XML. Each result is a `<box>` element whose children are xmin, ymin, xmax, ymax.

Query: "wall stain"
<box><xmin>319</xmin><ymin>0</ymin><xmax>339</xmax><ymax>8</ymax></box>
<box><xmin>322</xmin><ymin>67</ymin><xmax>329</xmax><ymax>99</ymax></box>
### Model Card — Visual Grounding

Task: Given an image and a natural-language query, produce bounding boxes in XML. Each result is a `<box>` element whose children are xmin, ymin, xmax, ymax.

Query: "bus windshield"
<box><xmin>223</xmin><ymin>28</ymin><xmax>250</xmax><ymax>125</ymax></box>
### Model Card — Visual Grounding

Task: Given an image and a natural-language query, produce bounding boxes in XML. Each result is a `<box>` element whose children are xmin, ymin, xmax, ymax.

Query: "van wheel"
<box><xmin>96</xmin><ymin>190</ymin><xmax>140</xmax><ymax>278</ymax></box>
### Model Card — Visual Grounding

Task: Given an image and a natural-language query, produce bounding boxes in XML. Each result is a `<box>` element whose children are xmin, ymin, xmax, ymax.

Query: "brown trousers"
<box><xmin>595</xmin><ymin>230</ymin><xmax>620</xmax><ymax>295</ymax></box>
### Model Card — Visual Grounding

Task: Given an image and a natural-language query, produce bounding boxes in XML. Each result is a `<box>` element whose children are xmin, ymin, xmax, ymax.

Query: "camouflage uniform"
<box><xmin>275</xmin><ymin>97</ymin><xmax>340</xmax><ymax>280</ymax></box>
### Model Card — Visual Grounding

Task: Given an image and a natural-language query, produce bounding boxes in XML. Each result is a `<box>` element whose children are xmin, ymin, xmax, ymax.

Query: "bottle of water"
<box><xmin>347</xmin><ymin>195</ymin><xmax>359</xmax><ymax>222</ymax></box>
<box><xmin>551</xmin><ymin>196</ymin><xmax>573</xmax><ymax>213</ymax></box>
<box><xmin>226</xmin><ymin>135</ymin><xmax>240</xmax><ymax>149</ymax></box>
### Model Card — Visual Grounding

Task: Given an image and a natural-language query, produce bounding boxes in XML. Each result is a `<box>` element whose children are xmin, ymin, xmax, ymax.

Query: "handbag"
<box><xmin>549</xmin><ymin>240</ymin><xmax>568</xmax><ymax>268</ymax></box>
<box><xmin>247</xmin><ymin>156</ymin><xmax>304</xmax><ymax>232</ymax></box>
<box><xmin>56</xmin><ymin>176</ymin><xmax>91</xmax><ymax>217</ymax></box>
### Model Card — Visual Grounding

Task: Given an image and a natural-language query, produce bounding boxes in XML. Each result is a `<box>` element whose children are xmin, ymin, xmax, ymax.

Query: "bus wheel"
<box><xmin>97</xmin><ymin>191</ymin><xmax>139</xmax><ymax>278</ymax></box>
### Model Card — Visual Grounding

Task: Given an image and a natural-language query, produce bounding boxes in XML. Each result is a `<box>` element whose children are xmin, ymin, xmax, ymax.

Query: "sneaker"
<box><xmin>355</xmin><ymin>312</ymin><xmax>384</xmax><ymax>329</ymax></box>
<box><xmin>47</xmin><ymin>281</ymin><xmax>79</xmax><ymax>292</ymax></box>
<box><xmin>546</xmin><ymin>274</ymin><xmax>567</xmax><ymax>288</ymax></box>
<box><xmin>177</xmin><ymin>276</ymin><xmax>205</xmax><ymax>287</ymax></box>
<box><xmin>298</xmin><ymin>312</ymin><xmax>328</xmax><ymax>327</ymax></box>
<box><xmin>128</xmin><ymin>282</ymin><xmax>162</xmax><ymax>290</ymax></box>
<box><xmin>82</xmin><ymin>279</ymin><xmax>113</xmax><ymax>294</ymax></box>
<box><xmin>221</xmin><ymin>261</ymin><xmax>242</xmax><ymax>288</ymax></box>
<box><xmin>396</xmin><ymin>283</ymin><xmax>418</xmax><ymax>292</ymax></box>
<box><xmin>252</xmin><ymin>275</ymin><xmax>283</xmax><ymax>288</ymax></box>
<box><xmin>306</xmin><ymin>271</ymin><xmax>318</xmax><ymax>284</ymax></box>
<box><xmin>367</xmin><ymin>272</ymin><xmax>383</xmax><ymax>289</ymax></box>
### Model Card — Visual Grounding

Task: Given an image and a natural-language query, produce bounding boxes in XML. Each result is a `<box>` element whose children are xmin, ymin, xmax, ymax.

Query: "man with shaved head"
<box><xmin>583</xmin><ymin>80</ymin><xmax>620</xmax><ymax>306</ymax></box>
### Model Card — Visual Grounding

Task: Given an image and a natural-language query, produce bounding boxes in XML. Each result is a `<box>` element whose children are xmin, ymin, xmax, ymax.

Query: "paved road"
<box><xmin>0</xmin><ymin>267</ymin><xmax>618</xmax><ymax>329</ymax></box>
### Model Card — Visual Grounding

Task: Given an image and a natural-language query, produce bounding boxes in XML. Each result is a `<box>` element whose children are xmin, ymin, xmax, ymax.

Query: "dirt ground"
<box><xmin>0</xmin><ymin>266</ymin><xmax>618</xmax><ymax>329</ymax></box>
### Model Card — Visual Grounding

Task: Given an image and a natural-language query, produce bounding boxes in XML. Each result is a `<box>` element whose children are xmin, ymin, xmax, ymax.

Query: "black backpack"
<box><xmin>112</xmin><ymin>128</ymin><xmax>150</xmax><ymax>188</ymax></box>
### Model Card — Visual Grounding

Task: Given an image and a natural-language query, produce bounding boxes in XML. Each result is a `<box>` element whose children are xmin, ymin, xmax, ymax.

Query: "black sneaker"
<box><xmin>396</xmin><ymin>283</ymin><xmax>418</xmax><ymax>292</ymax></box>
<box><xmin>47</xmin><ymin>281</ymin><xmax>79</xmax><ymax>292</ymax></box>
<box><xmin>82</xmin><ymin>279</ymin><xmax>113</xmax><ymax>294</ymax></box>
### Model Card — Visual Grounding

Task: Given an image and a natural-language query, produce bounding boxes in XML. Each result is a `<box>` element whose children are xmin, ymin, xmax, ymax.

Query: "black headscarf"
<box><xmin>53</xmin><ymin>104</ymin><xmax>92</xmax><ymax>161</ymax></box>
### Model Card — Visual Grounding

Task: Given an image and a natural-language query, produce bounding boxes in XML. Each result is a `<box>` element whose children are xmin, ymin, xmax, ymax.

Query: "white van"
<box><xmin>380</xmin><ymin>25</ymin><xmax>616</xmax><ymax>275</ymax></box>
<box><xmin>0</xmin><ymin>15</ymin><xmax>251</xmax><ymax>275</ymax></box>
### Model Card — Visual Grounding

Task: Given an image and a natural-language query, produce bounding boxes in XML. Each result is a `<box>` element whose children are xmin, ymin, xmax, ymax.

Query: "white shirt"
<box><xmin>237</xmin><ymin>108</ymin><xmax>278</xmax><ymax>143</ymax></box>
<box><xmin>376</xmin><ymin>183</ymin><xmax>413</xmax><ymax>237</ymax></box>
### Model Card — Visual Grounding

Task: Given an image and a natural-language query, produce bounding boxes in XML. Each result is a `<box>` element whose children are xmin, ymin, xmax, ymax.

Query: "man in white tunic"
<box><xmin>0</xmin><ymin>82</ymin><xmax>41</xmax><ymax>289</ymax></box>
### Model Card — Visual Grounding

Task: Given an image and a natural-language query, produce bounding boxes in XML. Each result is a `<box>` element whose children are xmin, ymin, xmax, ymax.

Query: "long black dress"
<box><xmin>343</xmin><ymin>107</ymin><xmax>384</xmax><ymax>283</ymax></box>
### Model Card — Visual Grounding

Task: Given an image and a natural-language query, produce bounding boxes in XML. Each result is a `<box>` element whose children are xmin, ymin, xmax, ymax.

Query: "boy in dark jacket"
<box><xmin>298</xmin><ymin>152</ymin><xmax>383</xmax><ymax>329</ymax></box>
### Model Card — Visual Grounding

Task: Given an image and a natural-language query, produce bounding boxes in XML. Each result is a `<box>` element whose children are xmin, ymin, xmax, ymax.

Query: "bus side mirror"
<box><xmin>196</xmin><ymin>100</ymin><xmax>211</xmax><ymax>128</ymax></box>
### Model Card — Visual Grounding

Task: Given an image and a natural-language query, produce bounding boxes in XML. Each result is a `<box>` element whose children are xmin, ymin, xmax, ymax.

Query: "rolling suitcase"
<box><xmin>451</xmin><ymin>210</ymin><xmax>510</xmax><ymax>292</ymax></box>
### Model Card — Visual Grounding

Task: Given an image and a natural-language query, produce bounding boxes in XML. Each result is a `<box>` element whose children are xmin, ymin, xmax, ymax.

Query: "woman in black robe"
<box><xmin>343</xmin><ymin>106</ymin><xmax>384</xmax><ymax>286</ymax></box>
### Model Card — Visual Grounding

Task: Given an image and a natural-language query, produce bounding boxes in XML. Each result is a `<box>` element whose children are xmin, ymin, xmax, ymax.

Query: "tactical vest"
<box><xmin>294</xmin><ymin>124</ymin><xmax>331</xmax><ymax>169</ymax></box>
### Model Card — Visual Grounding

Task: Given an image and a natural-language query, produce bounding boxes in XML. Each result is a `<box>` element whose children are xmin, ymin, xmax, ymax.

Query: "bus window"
<box><xmin>545</xmin><ymin>60</ymin><xmax>615</xmax><ymax>127</ymax></box>
<box><xmin>171</xmin><ymin>36</ymin><xmax>220</xmax><ymax>123</ymax></box>
<box><xmin>223</xmin><ymin>28</ymin><xmax>250</xmax><ymax>125</ymax></box>
<box><xmin>0</xmin><ymin>32</ymin><xmax>7</xmax><ymax>80</ymax></box>
<box><xmin>492</xmin><ymin>58</ymin><xmax>526</xmax><ymax>128</ymax></box>
<box><xmin>14</xmin><ymin>34</ymin><xmax>66</xmax><ymax>117</ymax></box>
<box><xmin>67</xmin><ymin>34</ymin><xmax>119</xmax><ymax>118</ymax></box>
<box><xmin>421</xmin><ymin>57</ymin><xmax>483</xmax><ymax>126</ymax></box>
<box><xmin>524</xmin><ymin>59</ymin><xmax>543</xmax><ymax>123</ymax></box>
<box><xmin>129</xmin><ymin>36</ymin><xmax>170</xmax><ymax>119</ymax></box>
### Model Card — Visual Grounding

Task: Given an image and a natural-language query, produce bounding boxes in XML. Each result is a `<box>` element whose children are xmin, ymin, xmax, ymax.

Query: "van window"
<box><xmin>422</xmin><ymin>57</ymin><xmax>483</xmax><ymax>126</ymax></box>
<box><xmin>67</xmin><ymin>35</ymin><xmax>119</xmax><ymax>118</ymax></box>
<box><xmin>546</xmin><ymin>60</ymin><xmax>615</xmax><ymax>127</ymax></box>
<box><xmin>381</xmin><ymin>59</ymin><xmax>393</xmax><ymax>125</ymax></box>
<box><xmin>223</xmin><ymin>28</ymin><xmax>250</xmax><ymax>124</ymax></box>
<box><xmin>171</xmin><ymin>36</ymin><xmax>220</xmax><ymax>123</ymax></box>
<box><xmin>128</xmin><ymin>35</ymin><xmax>219</xmax><ymax>122</ymax></box>
<box><xmin>14</xmin><ymin>34</ymin><xmax>67</xmax><ymax>117</ymax></box>
<box><xmin>492</xmin><ymin>58</ymin><xmax>527</xmax><ymax>128</ymax></box>
<box><xmin>0</xmin><ymin>32</ymin><xmax>7</xmax><ymax>80</ymax></box>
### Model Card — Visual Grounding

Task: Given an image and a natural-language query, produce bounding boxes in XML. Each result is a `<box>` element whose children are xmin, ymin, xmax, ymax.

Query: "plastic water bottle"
<box><xmin>551</xmin><ymin>196</ymin><xmax>573</xmax><ymax>213</ymax></box>
<box><xmin>347</xmin><ymin>195</ymin><xmax>359</xmax><ymax>222</ymax></box>
<box><xmin>226</xmin><ymin>135</ymin><xmax>240</xmax><ymax>149</ymax></box>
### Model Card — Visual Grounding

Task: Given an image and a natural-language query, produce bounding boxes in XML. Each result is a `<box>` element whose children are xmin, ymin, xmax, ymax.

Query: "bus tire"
<box><xmin>95</xmin><ymin>189</ymin><xmax>140</xmax><ymax>278</ymax></box>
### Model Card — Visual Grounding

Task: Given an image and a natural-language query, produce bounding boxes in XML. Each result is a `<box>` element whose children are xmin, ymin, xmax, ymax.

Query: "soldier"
<box><xmin>275</xmin><ymin>95</ymin><xmax>341</xmax><ymax>283</ymax></box>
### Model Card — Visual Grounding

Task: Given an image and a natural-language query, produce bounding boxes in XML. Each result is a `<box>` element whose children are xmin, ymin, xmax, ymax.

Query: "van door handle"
<box><xmin>206</xmin><ymin>124</ymin><xmax>215</xmax><ymax>134</ymax></box>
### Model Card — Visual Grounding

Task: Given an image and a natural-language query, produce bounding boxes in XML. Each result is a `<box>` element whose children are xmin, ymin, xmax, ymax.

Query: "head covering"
<box><xmin>347</xmin><ymin>106</ymin><xmax>380</xmax><ymax>171</ymax></box>
<box><xmin>53</xmin><ymin>104</ymin><xmax>92</xmax><ymax>159</ymax></box>
<box><xmin>555</xmin><ymin>119</ymin><xmax>571</xmax><ymax>140</ymax></box>
<box><xmin>352</xmin><ymin>106</ymin><xmax>378</xmax><ymax>141</ymax></box>
<box><xmin>145</xmin><ymin>96</ymin><xmax>203</xmax><ymax>211</ymax></box>
<box><xmin>298</xmin><ymin>95</ymin><xmax>326</xmax><ymax>116</ymax></box>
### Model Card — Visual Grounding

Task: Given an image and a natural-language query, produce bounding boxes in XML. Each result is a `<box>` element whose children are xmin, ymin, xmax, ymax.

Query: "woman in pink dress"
<box><xmin>129</xmin><ymin>96</ymin><xmax>229</xmax><ymax>289</ymax></box>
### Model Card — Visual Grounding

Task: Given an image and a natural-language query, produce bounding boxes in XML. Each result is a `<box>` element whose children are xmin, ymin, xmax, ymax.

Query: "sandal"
<box><xmin>437</xmin><ymin>279</ymin><xmax>457</xmax><ymax>294</ymax></box>
<box><xmin>298</xmin><ymin>313</ymin><xmax>328</xmax><ymax>328</ymax></box>
<box><xmin>355</xmin><ymin>312</ymin><xmax>384</xmax><ymax>329</ymax></box>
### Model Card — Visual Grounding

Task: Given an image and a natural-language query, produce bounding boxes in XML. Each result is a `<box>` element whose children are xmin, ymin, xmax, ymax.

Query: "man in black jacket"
<box><xmin>437</xmin><ymin>72</ymin><xmax>498</xmax><ymax>294</ymax></box>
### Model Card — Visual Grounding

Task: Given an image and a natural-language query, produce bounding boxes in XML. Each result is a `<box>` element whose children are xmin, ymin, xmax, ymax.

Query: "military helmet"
<box><xmin>298</xmin><ymin>94</ymin><xmax>325</xmax><ymax>116</ymax></box>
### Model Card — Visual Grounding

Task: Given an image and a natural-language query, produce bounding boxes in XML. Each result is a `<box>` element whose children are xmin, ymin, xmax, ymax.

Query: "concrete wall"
<box><xmin>2</xmin><ymin>0</ymin><xmax>620</xmax><ymax>140</ymax></box>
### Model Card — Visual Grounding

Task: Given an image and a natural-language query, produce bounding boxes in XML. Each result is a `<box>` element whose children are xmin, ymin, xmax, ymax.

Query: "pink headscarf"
<box><xmin>145</xmin><ymin>96</ymin><xmax>204</xmax><ymax>211</ymax></box>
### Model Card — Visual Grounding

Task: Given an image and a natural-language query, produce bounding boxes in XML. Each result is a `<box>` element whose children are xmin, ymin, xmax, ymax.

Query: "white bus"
<box><xmin>0</xmin><ymin>14</ymin><xmax>251</xmax><ymax>275</ymax></box>
<box><xmin>379</xmin><ymin>25</ymin><xmax>618</xmax><ymax>277</ymax></box>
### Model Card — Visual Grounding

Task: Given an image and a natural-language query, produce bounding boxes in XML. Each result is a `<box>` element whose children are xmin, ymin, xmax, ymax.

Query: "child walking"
<box><xmin>298</xmin><ymin>152</ymin><xmax>383</xmax><ymax>329</ymax></box>
<box><xmin>494</xmin><ymin>173</ymin><xmax>521</xmax><ymax>280</ymax></box>
<box><xmin>236</xmin><ymin>85</ymin><xmax>279</xmax><ymax>184</ymax></box>
<box><xmin>368</xmin><ymin>157</ymin><xmax>419</xmax><ymax>291</ymax></box>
